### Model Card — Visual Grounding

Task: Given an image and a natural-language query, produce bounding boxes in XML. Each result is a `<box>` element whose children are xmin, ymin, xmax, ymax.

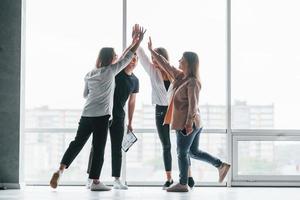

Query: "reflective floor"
<box><xmin>0</xmin><ymin>186</ymin><xmax>299</xmax><ymax>200</ymax></box>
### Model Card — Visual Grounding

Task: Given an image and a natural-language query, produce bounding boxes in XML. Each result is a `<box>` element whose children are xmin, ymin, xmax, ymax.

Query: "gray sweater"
<box><xmin>82</xmin><ymin>51</ymin><xmax>134</xmax><ymax>117</ymax></box>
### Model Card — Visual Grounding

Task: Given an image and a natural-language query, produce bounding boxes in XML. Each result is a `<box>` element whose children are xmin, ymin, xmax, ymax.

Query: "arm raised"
<box><xmin>147</xmin><ymin>37</ymin><xmax>182</xmax><ymax>79</ymax></box>
<box><xmin>111</xmin><ymin>25</ymin><xmax>146</xmax><ymax>74</ymax></box>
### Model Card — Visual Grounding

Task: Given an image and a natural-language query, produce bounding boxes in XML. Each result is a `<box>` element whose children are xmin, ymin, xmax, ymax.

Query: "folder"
<box><xmin>122</xmin><ymin>130</ymin><xmax>138</xmax><ymax>152</ymax></box>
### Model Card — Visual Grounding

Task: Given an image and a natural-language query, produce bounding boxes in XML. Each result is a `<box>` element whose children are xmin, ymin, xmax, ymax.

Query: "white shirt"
<box><xmin>82</xmin><ymin>51</ymin><xmax>134</xmax><ymax>117</ymax></box>
<box><xmin>137</xmin><ymin>47</ymin><xmax>172</xmax><ymax>106</ymax></box>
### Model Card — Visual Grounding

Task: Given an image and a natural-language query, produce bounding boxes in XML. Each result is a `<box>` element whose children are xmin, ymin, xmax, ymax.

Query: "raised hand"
<box><xmin>138</xmin><ymin>26</ymin><xmax>146</xmax><ymax>42</ymax></box>
<box><xmin>132</xmin><ymin>31</ymin><xmax>140</xmax><ymax>45</ymax></box>
<box><xmin>132</xmin><ymin>25</ymin><xmax>146</xmax><ymax>45</ymax></box>
<box><xmin>117</xmin><ymin>24</ymin><xmax>146</xmax><ymax>65</ymax></box>
<box><xmin>132</xmin><ymin>24</ymin><xmax>140</xmax><ymax>39</ymax></box>
<box><xmin>119</xmin><ymin>24</ymin><xmax>146</xmax><ymax>57</ymax></box>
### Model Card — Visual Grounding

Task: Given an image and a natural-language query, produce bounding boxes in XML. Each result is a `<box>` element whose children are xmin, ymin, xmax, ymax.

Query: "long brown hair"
<box><xmin>154</xmin><ymin>47</ymin><xmax>169</xmax><ymax>61</ymax></box>
<box><xmin>96</xmin><ymin>47</ymin><xmax>115</xmax><ymax>68</ymax></box>
<box><xmin>183</xmin><ymin>51</ymin><xmax>201</xmax><ymax>87</ymax></box>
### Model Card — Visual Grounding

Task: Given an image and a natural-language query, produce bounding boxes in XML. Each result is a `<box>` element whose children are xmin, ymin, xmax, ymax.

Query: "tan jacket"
<box><xmin>170</xmin><ymin>73</ymin><xmax>202</xmax><ymax>130</ymax></box>
<box><xmin>150</xmin><ymin>50</ymin><xmax>202</xmax><ymax>130</ymax></box>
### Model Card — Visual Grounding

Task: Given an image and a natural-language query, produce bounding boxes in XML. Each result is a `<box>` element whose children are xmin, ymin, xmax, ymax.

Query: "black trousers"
<box><xmin>87</xmin><ymin>117</ymin><xmax>125</xmax><ymax>178</ymax></box>
<box><xmin>60</xmin><ymin>115</ymin><xmax>110</xmax><ymax>179</ymax></box>
<box><xmin>155</xmin><ymin>105</ymin><xmax>172</xmax><ymax>171</ymax></box>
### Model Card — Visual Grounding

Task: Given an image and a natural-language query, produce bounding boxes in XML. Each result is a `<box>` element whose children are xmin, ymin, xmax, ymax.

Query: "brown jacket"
<box><xmin>170</xmin><ymin>73</ymin><xmax>202</xmax><ymax>130</ymax></box>
<box><xmin>150</xmin><ymin>49</ymin><xmax>202</xmax><ymax>130</ymax></box>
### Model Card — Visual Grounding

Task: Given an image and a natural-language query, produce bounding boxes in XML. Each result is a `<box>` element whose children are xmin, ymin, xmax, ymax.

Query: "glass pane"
<box><xmin>25</xmin><ymin>108</ymin><xmax>82</xmax><ymax>128</ymax></box>
<box><xmin>24</xmin><ymin>132</ymin><xmax>112</xmax><ymax>182</ymax></box>
<box><xmin>128</xmin><ymin>0</ymin><xmax>227</xmax><ymax>129</ymax></box>
<box><xmin>238</xmin><ymin>140</ymin><xmax>300</xmax><ymax>175</ymax></box>
<box><xmin>25</xmin><ymin>0</ymin><xmax>122</xmax><ymax>182</ymax></box>
<box><xmin>126</xmin><ymin>132</ymin><xmax>227</xmax><ymax>182</ymax></box>
<box><xmin>232</xmin><ymin>0</ymin><xmax>300</xmax><ymax>129</ymax></box>
<box><xmin>25</xmin><ymin>0</ymin><xmax>122</xmax><ymax>116</ymax></box>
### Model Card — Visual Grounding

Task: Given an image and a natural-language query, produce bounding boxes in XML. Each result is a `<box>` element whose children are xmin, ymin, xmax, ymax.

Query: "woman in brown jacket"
<box><xmin>148</xmin><ymin>37</ymin><xmax>230</xmax><ymax>192</ymax></box>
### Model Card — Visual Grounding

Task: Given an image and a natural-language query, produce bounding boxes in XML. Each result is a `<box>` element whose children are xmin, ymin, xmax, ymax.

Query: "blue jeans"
<box><xmin>176</xmin><ymin>127</ymin><xmax>222</xmax><ymax>185</ymax></box>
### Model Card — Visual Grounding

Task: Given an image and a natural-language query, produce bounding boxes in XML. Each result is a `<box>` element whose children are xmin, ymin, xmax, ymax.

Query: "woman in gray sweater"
<box><xmin>50</xmin><ymin>25</ymin><xmax>146</xmax><ymax>191</ymax></box>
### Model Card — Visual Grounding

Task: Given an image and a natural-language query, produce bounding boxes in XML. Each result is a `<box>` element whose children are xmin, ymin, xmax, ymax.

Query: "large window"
<box><xmin>25</xmin><ymin>0</ymin><xmax>227</xmax><ymax>184</ymax></box>
<box><xmin>231</xmin><ymin>0</ymin><xmax>300</xmax><ymax>185</ymax></box>
<box><xmin>231</xmin><ymin>0</ymin><xmax>300</xmax><ymax>130</ymax></box>
<box><xmin>233</xmin><ymin>136</ymin><xmax>300</xmax><ymax>182</ymax></box>
<box><xmin>25</xmin><ymin>0</ymin><xmax>122</xmax><ymax>183</ymax></box>
<box><xmin>128</xmin><ymin>0</ymin><xmax>227</xmax><ymax>129</ymax></box>
<box><xmin>127</xmin><ymin>0</ymin><xmax>227</xmax><ymax>183</ymax></box>
<box><xmin>238</xmin><ymin>140</ymin><xmax>300</xmax><ymax>176</ymax></box>
<box><xmin>24</xmin><ymin>0</ymin><xmax>300</xmax><ymax>186</ymax></box>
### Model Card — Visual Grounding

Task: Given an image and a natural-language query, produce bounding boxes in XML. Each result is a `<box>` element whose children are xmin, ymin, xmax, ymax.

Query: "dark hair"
<box><xmin>97</xmin><ymin>47</ymin><xmax>115</xmax><ymax>67</ymax></box>
<box><xmin>183</xmin><ymin>51</ymin><xmax>201</xmax><ymax>85</ymax></box>
<box><xmin>154</xmin><ymin>47</ymin><xmax>169</xmax><ymax>61</ymax></box>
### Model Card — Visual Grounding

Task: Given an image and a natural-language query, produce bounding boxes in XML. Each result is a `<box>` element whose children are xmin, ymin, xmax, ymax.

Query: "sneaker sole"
<box><xmin>162</xmin><ymin>185</ymin><xmax>173</xmax><ymax>190</ymax></box>
<box><xmin>113</xmin><ymin>185</ymin><xmax>128</xmax><ymax>190</ymax></box>
<box><xmin>91</xmin><ymin>188</ymin><xmax>111</xmax><ymax>191</ymax></box>
<box><xmin>50</xmin><ymin>172</ymin><xmax>59</xmax><ymax>189</ymax></box>
<box><xmin>166</xmin><ymin>189</ymin><xmax>189</xmax><ymax>192</ymax></box>
<box><xmin>113</xmin><ymin>187</ymin><xmax>128</xmax><ymax>190</ymax></box>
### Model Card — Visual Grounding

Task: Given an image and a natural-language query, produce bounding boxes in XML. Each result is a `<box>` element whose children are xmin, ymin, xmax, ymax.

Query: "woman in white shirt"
<box><xmin>137</xmin><ymin>42</ymin><xmax>199</xmax><ymax>189</ymax></box>
<box><xmin>137</xmin><ymin>46</ymin><xmax>177</xmax><ymax>189</ymax></box>
<box><xmin>135</xmin><ymin>25</ymin><xmax>198</xmax><ymax>188</ymax></box>
<box><xmin>50</xmin><ymin>25</ymin><xmax>146</xmax><ymax>191</ymax></box>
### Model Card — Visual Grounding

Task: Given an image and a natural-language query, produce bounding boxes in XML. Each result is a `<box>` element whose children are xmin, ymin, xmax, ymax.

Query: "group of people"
<box><xmin>49</xmin><ymin>24</ymin><xmax>230</xmax><ymax>192</ymax></box>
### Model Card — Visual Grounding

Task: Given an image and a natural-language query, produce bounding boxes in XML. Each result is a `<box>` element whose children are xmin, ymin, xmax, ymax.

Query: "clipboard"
<box><xmin>121</xmin><ymin>130</ymin><xmax>138</xmax><ymax>152</ymax></box>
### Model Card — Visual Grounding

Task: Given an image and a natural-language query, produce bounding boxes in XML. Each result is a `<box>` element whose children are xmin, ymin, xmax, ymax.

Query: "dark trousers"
<box><xmin>155</xmin><ymin>105</ymin><xmax>172</xmax><ymax>172</ymax></box>
<box><xmin>60</xmin><ymin>115</ymin><xmax>110</xmax><ymax>179</ymax></box>
<box><xmin>176</xmin><ymin>127</ymin><xmax>222</xmax><ymax>185</ymax></box>
<box><xmin>87</xmin><ymin>117</ymin><xmax>125</xmax><ymax>178</ymax></box>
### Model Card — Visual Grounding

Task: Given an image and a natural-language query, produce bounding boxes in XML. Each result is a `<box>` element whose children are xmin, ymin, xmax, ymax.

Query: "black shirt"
<box><xmin>164</xmin><ymin>80</ymin><xmax>170</xmax><ymax>91</ymax></box>
<box><xmin>112</xmin><ymin>69</ymin><xmax>139</xmax><ymax>119</ymax></box>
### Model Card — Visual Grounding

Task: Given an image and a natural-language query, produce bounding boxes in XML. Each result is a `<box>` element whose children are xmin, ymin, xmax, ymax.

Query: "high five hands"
<box><xmin>131</xmin><ymin>24</ymin><xmax>147</xmax><ymax>46</ymax></box>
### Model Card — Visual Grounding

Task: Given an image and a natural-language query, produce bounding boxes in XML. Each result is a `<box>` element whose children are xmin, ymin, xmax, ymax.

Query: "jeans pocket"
<box><xmin>179</xmin><ymin>129</ymin><xmax>188</xmax><ymax>136</ymax></box>
<box><xmin>180</xmin><ymin>127</ymin><xmax>196</xmax><ymax>136</ymax></box>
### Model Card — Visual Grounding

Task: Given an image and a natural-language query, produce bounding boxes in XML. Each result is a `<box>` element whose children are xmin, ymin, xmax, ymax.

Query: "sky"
<box><xmin>25</xmin><ymin>0</ymin><xmax>300</xmax><ymax>129</ymax></box>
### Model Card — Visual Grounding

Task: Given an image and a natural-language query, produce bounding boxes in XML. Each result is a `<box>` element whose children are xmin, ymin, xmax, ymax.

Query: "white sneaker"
<box><xmin>86</xmin><ymin>178</ymin><xmax>92</xmax><ymax>189</ymax></box>
<box><xmin>90</xmin><ymin>181</ymin><xmax>111</xmax><ymax>191</ymax></box>
<box><xmin>113</xmin><ymin>179</ymin><xmax>128</xmax><ymax>190</ymax></box>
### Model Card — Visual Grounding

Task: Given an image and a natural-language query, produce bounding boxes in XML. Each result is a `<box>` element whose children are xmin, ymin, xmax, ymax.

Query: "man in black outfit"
<box><xmin>87</xmin><ymin>53</ymin><xmax>139</xmax><ymax>190</ymax></box>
